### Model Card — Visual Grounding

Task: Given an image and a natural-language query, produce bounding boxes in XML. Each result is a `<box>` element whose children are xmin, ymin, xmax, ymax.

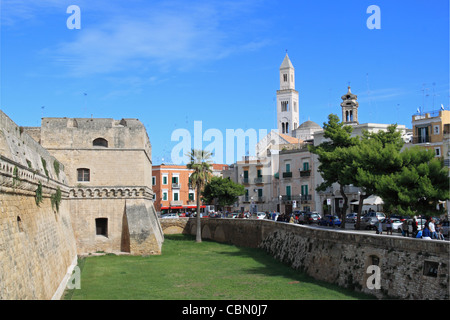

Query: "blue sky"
<box><xmin>1</xmin><ymin>0</ymin><xmax>448</xmax><ymax>165</ymax></box>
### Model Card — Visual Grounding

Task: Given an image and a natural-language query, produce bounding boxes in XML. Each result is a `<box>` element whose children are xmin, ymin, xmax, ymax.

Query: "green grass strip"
<box><xmin>64</xmin><ymin>234</ymin><xmax>373</xmax><ymax>300</ymax></box>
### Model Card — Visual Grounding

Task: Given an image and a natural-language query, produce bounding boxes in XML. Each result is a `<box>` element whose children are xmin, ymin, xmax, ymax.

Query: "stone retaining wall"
<box><xmin>160</xmin><ymin>218</ymin><xmax>449</xmax><ymax>300</ymax></box>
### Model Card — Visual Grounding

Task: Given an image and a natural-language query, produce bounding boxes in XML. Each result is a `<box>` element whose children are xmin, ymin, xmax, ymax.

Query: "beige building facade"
<box><xmin>29</xmin><ymin>117</ymin><xmax>163</xmax><ymax>255</ymax></box>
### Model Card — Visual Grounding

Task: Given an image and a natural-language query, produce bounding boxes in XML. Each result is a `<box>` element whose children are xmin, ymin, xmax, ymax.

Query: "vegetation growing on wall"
<box><xmin>41</xmin><ymin>157</ymin><xmax>49</xmax><ymax>178</ymax></box>
<box><xmin>13</xmin><ymin>166</ymin><xmax>20</xmax><ymax>186</ymax></box>
<box><xmin>53</xmin><ymin>160</ymin><xmax>60</xmax><ymax>178</ymax></box>
<box><xmin>35</xmin><ymin>182</ymin><xmax>43</xmax><ymax>206</ymax></box>
<box><xmin>51</xmin><ymin>187</ymin><xmax>62</xmax><ymax>212</ymax></box>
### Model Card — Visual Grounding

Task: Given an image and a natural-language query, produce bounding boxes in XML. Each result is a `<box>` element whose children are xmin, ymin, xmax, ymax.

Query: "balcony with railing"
<box><xmin>170</xmin><ymin>200</ymin><xmax>183</xmax><ymax>206</ymax></box>
<box><xmin>282</xmin><ymin>171</ymin><xmax>292</xmax><ymax>178</ymax></box>
<box><xmin>254</xmin><ymin>177</ymin><xmax>264</xmax><ymax>184</ymax></box>
<box><xmin>412</xmin><ymin>135</ymin><xmax>431</xmax><ymax>144</ymax></box>
<box><xmin>299</xmin><ymin>169</ymin><xmax>311</xmax><ymax>177</ymax></box>
<box><xmin>282</xmin><ymin>194</ymin><xmax>312</xmax><ymax>202</ymax></box>
<box><xmin>172</xmin><ymin>183</ymin><xmax>181</xmax><ymax>189</ymax></box>
<box><xmin>241</xmin><ymin>178</ymin><xmax>249</xmax><ymax>184</ymax></box>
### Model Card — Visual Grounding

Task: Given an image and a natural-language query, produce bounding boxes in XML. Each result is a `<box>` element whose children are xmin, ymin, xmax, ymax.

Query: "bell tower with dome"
<box><xmin>341</xmin><ymin>86</ymin><xmax>359</xmax><ymax>125</ymax></box>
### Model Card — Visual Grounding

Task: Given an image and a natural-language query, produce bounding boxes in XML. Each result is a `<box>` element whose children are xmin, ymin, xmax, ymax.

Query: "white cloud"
<box><xmin>43</xmin><ymin>0</ymin><xmax>270</xmax><ymax>77</ymax></box>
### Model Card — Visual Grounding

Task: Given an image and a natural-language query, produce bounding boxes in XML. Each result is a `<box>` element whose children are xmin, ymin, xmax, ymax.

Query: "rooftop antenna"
<box><xmin>366</xmin><ymin>73</ymin><xmax>373</xmax><ymax>119</ymax></box>
<box><xmin>421</xmin><ymin>83</ymin><xmax>426</xmax><ymax>111</ymax></box>
<box><xmin>432</xmin><ymin>82</ymin><xmax>438</xmax><ymax>109</ymax></box>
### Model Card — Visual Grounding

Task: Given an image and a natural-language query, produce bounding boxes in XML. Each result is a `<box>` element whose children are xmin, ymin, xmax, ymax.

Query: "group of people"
<box><xmin>377</xmin><ymin>216</ymin><xmax>446</xmax><ymax>240</ymax></box>
<box><xmin>419</xmin><ymin>217</ymin><xmax>446</xmax><ymax>240</ymax></box>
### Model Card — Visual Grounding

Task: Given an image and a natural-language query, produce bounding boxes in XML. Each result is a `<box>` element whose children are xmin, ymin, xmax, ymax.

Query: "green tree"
<box><xmin>202</xmin><ymin>176</ymin><xmax>245</xmax><ymax>211</ymax></box>
<box><xmin>186</xmin><ymin>149</ymin><xmax>213</xmax><ymax>243</ymax></box>
<box><xmin>375</xmin><ymin>147</ymin><xmax>449</xmax><ymax>217</ymax></box>
<box><xmin>346</xmin><ymin>125</ymin><xmax>404</xmax><ymax>229</ymax></box>
<box><xmin>309</xmin><ymin>114</ymin><xmax>358</xmax><ymax>227</ymax></box>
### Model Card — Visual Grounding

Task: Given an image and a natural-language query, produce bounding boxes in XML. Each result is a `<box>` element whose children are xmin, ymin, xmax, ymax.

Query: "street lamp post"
<box><xmin>279</xmin><ymin>195</ymin><xmax>282</xmax><ymax>213</ymax></box>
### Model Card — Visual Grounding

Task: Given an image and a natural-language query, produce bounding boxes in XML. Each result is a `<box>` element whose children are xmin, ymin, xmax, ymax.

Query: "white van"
<box><xmin>253</xmin><ymin>212</ymin><xmax>266</xmax><ymax>220</ymax></box>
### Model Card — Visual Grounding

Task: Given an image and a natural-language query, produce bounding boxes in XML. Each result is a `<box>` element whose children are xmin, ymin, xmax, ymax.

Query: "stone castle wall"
<box><xmin>68</xmin><ymin>187</ymin><xmax>163</xmax><ymax>255</ymax></box>
<box><xmin>0</xmin><ymin>111</ymin><xmax>78</xmax><ymax>300</ymax></box>
<box><xmin>160</xmin><ymin>218</ymin><xmax>449</xmax><ymax>300</ymax></box>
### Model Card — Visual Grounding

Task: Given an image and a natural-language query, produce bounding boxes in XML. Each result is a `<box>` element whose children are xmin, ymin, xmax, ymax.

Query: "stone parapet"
<box><xmin>159</xmin><ymin>218</ymin><xmax>449</xmax><ymax>300</ymax></box>
<box><xmin>68</xmin><ymin>186</ymin><xmax>153</xmax><ymax>200</ymax></box>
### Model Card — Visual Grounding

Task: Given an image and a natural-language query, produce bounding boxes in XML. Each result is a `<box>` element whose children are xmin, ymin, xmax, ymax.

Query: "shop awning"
<box><xmin>350</xmin><ymin>195</ymin><xmax>384</xmax><ymax>205</ymax></box>
<box><xmin>161</xmin><ymin>205</ymin><xmax>206</xmax><ymax>210</ymax></box>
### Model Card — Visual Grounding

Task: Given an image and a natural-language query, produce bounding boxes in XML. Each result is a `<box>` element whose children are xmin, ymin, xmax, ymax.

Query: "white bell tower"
<box><xmin>277</xmin><ymin>53</ymin><xmax>299</xmax><ymax>136</ymax></box>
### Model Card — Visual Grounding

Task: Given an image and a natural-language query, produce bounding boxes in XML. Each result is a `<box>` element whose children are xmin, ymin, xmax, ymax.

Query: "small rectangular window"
<box><xmin>435</xmin><ymin>147</ymin><xmax>441</xmax><ymax>157</ymax></box>
<box><xmin>303</xmin><ymin>162</ymin><xmax>309</xmax><ymax>171</ymax></box>
<box><xmin>163</xmin><ymin>175</ymin><xmax>168</xmax><ymax>185</ymax></box>
<box><xmin>285</xmin><ymin>163</ymin><xmax>291</xmax><ymax>173</ymax></box>
<box><xmin>423</xmin><ymin>261</ymin><xmax>439</xmax><ymax>277</ymax></box>
<box><xmin>77</xmin><ymin>168</ymin><xmax>90</xmax><ymax>182</ymax></box>
<box><xmin>152</xmin><ymin>176</ymin><xmax>156</xmax><ymax>185</ymax></box>
<box><xmin>95</xmin><ymin>218</ymin><xmax>108</xmax><ymax>237</ymax></box>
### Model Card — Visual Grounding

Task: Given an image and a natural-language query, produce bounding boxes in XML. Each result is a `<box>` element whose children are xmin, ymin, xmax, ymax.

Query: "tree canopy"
<box><xmin>308</xmin><ymin>114</ymin><xmax>358</xmax><ymax>226</ymax></box>
<box><xmin>310</xmin><ymin>114</ymin><xmax>449</xmax><ymax>225</ymax></box>
<box><xmin>202</xmin><ymin>176</ymin><xmax>245</xmax><ymax>209</ymax></box>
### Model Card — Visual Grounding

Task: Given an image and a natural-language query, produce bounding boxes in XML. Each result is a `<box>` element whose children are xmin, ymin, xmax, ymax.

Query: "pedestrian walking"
<box><xmin>377</xmin><ymin>219</ymin><xmax>383</xmax><ymax>234</ymax></box>
<box><xmin>402</xmin><ymin>219</ymin><xmax>409</xmax><ymax>237</ymax></box>
<box><xmin>436</xmin><ymin>223</ymin><xmax>445</xmax><ymax>240</ymax></box>
<box><xmin>429</xmin><ymin>218</ymin><xmax>437</xmax><ymax>239</ymax></box>
<box><xmin>386</xmin><ymin>217</ymin><xmax>393</xmax><ymax>235</ymax></box>
<box><xmin>412</xmin><ymin>218</ymin><xmax>418</xmax><ymax>237</ymax></box>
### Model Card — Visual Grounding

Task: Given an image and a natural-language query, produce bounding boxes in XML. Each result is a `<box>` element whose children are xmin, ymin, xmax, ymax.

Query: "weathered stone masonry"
<box><xmin>0</xmin><ymin>111</ymin><xmax>77</xmax><ymax>300</ymax></box>
<box><xmin>1</xmin><ymin>111</ymin><xmax>164</xmax><ymax>299</ymax></box>
<box><xmin>160</xmin><ymin>218</ymin><xmax>449</xmax><ymax>300</ymax></box>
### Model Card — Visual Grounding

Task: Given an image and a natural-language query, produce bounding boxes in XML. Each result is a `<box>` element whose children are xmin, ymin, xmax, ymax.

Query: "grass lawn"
<box><xmin>64</xmin><ymin>234</ymin><xmax>373</xmax><ymax>300</ymax></box>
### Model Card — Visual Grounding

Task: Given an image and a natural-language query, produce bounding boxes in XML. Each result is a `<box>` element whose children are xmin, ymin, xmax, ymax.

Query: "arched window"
<box><xmin>93</xmin><ymin>138</ymin><xmax>108</xmax><ymax>147</ymax></box>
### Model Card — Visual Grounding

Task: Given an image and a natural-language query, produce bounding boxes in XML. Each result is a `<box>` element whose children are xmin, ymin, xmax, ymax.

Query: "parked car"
<box><xmin>293</xmin><ymin>211</ymin><xmax>307</xmax><ymax>223</ymax></box>
<box><xmin>389</xmin><ymin>215</ymin><xmax>409</xmax><ymax>222</ymax></box>
<box><xmin>379</xmin><ymin>218</ymin><xmax>402</xmax><ymax>232</ymax></box>
<box><xmin>209</xmin><ymin>212</ymin><xmax>221</xmax><ymax>218</ymax></box>
<box><xmin>298</xmin><ymin>212</ymin><xmax>320</xmax><ymax>224</ymax></box>
<box><xmin>360</xmin><ymin>212</ymin><xmax>385</xmax><ymax>230</ymax></box>
<box><xmin>345</xmin><ymin>213</ymin><xmax>357</xmax><ymax>223</ymax></box>
<box><xmin>318</xmin><ymin>215</ymin><xmax>341</xmax><ymax>227</ymax></box>
<box><xmin>161</xmin><ymin>213</ymin><xmax>178</xmax><ymax>219</ymax></box>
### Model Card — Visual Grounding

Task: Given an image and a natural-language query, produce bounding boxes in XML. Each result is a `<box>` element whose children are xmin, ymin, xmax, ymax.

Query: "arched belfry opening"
<box><xmin>341</xmin><ymin>86</ymin><xmax>359</xmax><ymax>125</ymax></box>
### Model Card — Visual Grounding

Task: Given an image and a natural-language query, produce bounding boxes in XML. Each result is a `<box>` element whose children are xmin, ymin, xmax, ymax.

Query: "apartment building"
<box><xmin>411</xmin><ymin>109</ymin><xmax>450</xmax><ymax>159</ymax></box>
<box><xmin>152</xmin><ymin>163</ymin><xmax>228</xmax><ymax>214</ymax></box>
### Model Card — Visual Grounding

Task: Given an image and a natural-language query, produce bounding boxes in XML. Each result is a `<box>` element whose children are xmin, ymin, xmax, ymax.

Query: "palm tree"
<box><xmin>186</xmin><ymin>149</ymin><xmax>213</xmax><ymax>243</ymax></box>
